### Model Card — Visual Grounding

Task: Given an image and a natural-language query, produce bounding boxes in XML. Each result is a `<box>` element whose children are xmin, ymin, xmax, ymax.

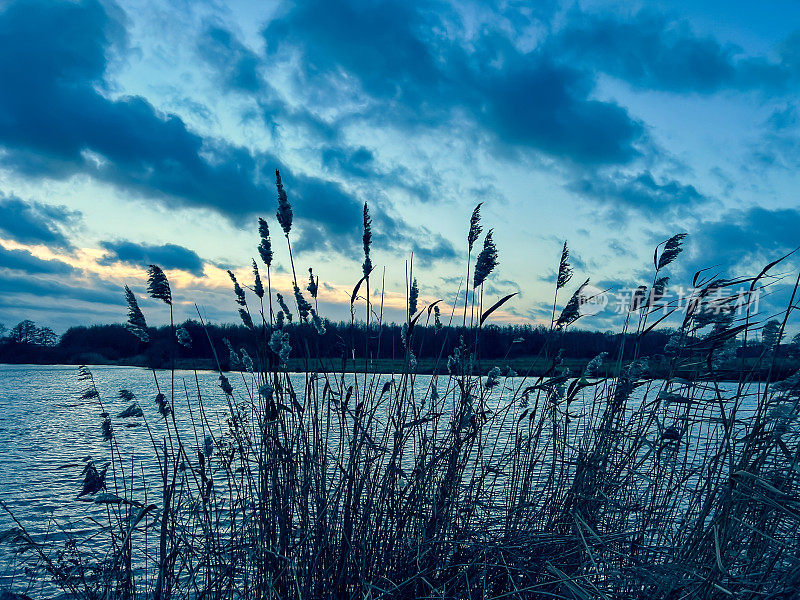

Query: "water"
<box><xmin>0</xmin><ymin>364</ymin><xmax>762</xmax><ymax>596</ymax></box>
<box><xmin>0</xmin><ymin>365</ymin><xmax>460</xmax><ymax>593</ymax></box>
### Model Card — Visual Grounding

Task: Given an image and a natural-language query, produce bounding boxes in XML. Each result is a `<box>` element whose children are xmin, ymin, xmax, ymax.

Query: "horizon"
<box><xmin>0</xmin><ymin>0</ymin><xmax>799</xmax><ymax>333</ymax></box>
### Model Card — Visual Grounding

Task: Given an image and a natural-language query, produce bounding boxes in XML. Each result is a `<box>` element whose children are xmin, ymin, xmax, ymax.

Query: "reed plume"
<box><xmin>277</xmin><ymin>293</ymin><xmax>293</xmax><ymax>322</ymax></box>
<box><xmin>473</xmin><ymin>229</ymin><xmax>498</xmax><ymax>288</ymax></box>
<box><xmin>154</xmin><ymin>392</ymin><xmax>170</xmax><ymax>418</ymax></box>
<box><xmin>630</xmin><ymin>284</ymin><xmax>648</xmax><ymax>311</ymax></box>
<box><xmin>240</xmin><ymin>348</ymin><xmax>254</xmax><ymax>372</ymax></box>
<box><xmin>224</xmin><ymin>338</ymin><xmax>240</xmax><ymax>368</ymax></box>
<box><xmin>239</xmin><ymin>308</ymin><xmax>254</xmax><ymax>329</ymax></box>
<box><xmin>123</xmin><ymin>285</ymin><xmax>148</xmax><ymax>342</ymax></box>
<box><xmin>649</xmin><ymin>276</ymin><xmax>669</xmax><ymax>306</ymax></box>
<box><xmin>252</xmin><ymin>260</ymin><xmax>264</xmax><ymax>299</ymax></box>
<box><xmin>311</xmin><ymin>309</ymin><xmax>326</xmax><ymax>335</ymax></box>
<box><xmin>79</xmin><ymin>461</ymin><xmax>108</xmax><ymax>496</ymax></box>
<box><xmin>293</xmin><ymin>284</ymin><xmax>312</xmax><ymax>322</ymax></box>
<box><xmin>307</xmin><ymin>268</ymin><xmax>318</xmax><ymax>299</ymax></box>
<box><xmin>268</xmin><ymin>330</ymin><xmax>291</xmax><ymax>366</ymax></box>
<box><xmin>362</xmin><ymin>202</ymin><xmax>372</xmax><ymax>276</ymax></box>
<box><xmin>146</xmin><ymin>265</ymin><xmax>172</xmax><ymax>305</ymax></box>
<box><xmin>556</xmin><ymin>241</ymin><xmax>573</xmax><ymax>289</ymax></box>
<box><xmin>468</xmin><ymin>202</ymin><xmax>483</xmax><ymax>252</ymax></box>
<box><xmin>257</xmin><ymin>218</ymin><xmax>273</xmax><ymax>267</ymax></box>
<box><xmin>555</xmin><ymin>277</ymin><xmax>590</xmax><ymax>329</ymax></box>
<box><xmin>275</xmin><ymin>169</ymin><xmax>293</xmax><ymax>236</ymax></box>
<box><xmin>657</xmin><ymin>232</ymin><xmax>688</xmax><ymax>270</ymax></box>
<box><xmin>100</xmin><ymin>417</ymin><xmax>113</xmax><ymax>442</ymax></box>
<box><xmin>218</xmin><ymin>374</ymin><xmax>233</xmax><ymax>395</ymax></box>
<box><xmin>176</xmin><ymin>326</ymin><xmax>192</xmax><ymax>348</ymax></box>
<box><xmin>227</xmin><ymin>270</ymin><xmax>246</xmax><ymax>306</ymax></box>
<box><xmin>550</xmin><ymin>241</ymin><xmax>574</xmax><ymax>334</ymax></box>
<box><xmin>463</xmin><ymin>202</ymin><xmax>483</xmax><ymax>325</ymax></box>
<box><xmin>409</xmin><ymin>277</ymin><xmax>419</xmax><ymax>317</ymax></box>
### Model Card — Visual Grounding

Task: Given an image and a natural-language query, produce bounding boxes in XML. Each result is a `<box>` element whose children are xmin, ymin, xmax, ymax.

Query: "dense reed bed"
<box><xmin>4</xmin><ymin>172</ymin><xmax>800</xmax><ymax>599</ymax></box>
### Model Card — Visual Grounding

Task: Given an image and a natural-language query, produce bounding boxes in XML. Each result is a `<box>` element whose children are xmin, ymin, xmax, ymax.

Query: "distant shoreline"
<box><xmin>2</xmin><ymin>357</ymin><xmax>797</xmax><ymax>382</ymax></box>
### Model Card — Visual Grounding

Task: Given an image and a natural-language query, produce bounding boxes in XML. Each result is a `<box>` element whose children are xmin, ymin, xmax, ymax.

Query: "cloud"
<box><xmin>688</xmin><ymin>206</ymin><xmax>800</xmax><ymax>272</ymax></box>
<box><xmin>0</xmin><ymin>270</ymin><xmax>123</xmax><ymax>307</ymax></box>
<box><xmin>263</xmin><ymin>0</ymin><xmax>645</xmax><ymax>165</ymax></box>
<box><xmin>0</xmin><ymin>0</ymin><xmax>269</xmax><ymax>213</ymax></box>
<box><xmin>197</xmin><ymin>24</ymin><xmax>263</xmax><ymax>92</ymax></box>
<box><xmin>292</xmin><ymin>200</ymin><xmax>458</xmax><ymax>268</ymax></box>
<box><xmin>0</xmin><ymin>3</ymin><xmax>337</xmax><ymax>221</ymax></box>
<box><xmin>321</xmin><ymin>146</ymin><xmax>377</xmax><ymax>179</ymax></box>
<box><xmin>554</xmin><ymin>11</ymin><xmax>799</xmax><ymax>94</ymax></box>
<box><xmin>0</xmin><ymin>245</ymin><xmax>75</xmax><ymax>274</ymax></box>
<box><xmin>408</xmin><ymin>234</ymin><xmax>459</xmax><ymax>265</ymax></box>
<box><xmin>99</xmin><ymin>240</ymin><xmax>206</xmax><ymax>276</ymax></box>
<box><xmin>0</xmin><ymin>193</ymin><xmax>81</xmax><ymax>247</ymax></box>
<box><xmin>0</xmin><ymin>0</ymin><xmax>451</xmax><ymax>268</ymax></box>
<box><xmin>570</xmin><ymin>170</ymin><xmax>710</xmax><ymax>216</ymax></box>
<box><xmin>751</xmin><ymin>104</ymin><xmax>800</xmax><ymax>170</ymax></box>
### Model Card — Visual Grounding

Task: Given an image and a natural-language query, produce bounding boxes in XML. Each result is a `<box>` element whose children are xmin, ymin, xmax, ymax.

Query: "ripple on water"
<box><xmin>0</xmin><ymin>364</ymin><xmax>752</xmax><ymax>594</ymax></box>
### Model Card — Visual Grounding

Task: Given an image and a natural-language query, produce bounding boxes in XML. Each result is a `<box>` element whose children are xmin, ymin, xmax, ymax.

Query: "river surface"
<box><xmin>0</xmin><ymin>364</ymin><xmax>758</xmax><ymax>596</ymax></box>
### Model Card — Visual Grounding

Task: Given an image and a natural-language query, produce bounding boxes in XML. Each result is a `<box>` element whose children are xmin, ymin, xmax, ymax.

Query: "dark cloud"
<box><xmin>688</xmin><ymin>206</ymin><xmax>800</xmax><ymax>272</ymax></box>
<box><xmin>0</xmin><ymin>0</ymin><xmax>270</xmax><ymax>215</ymax></box>
<box><xmin>0</xmin><ymin>271</ymin><xmax>123</xmax><ymax>306</ymax></box>
<box><xmin>100</xmin><ymin>240</ymin><xmax>206</xmax><ymax>276</ymax></box>
<box><xmin>555</xmin><ymin>12</ymin><xmax>798</xmax><ymax>94</ymax></box>
<box><xmin>0</xmin><ymin>0</ymin><xmax>449</xmax><ymax>266</ymax></box>
<box><xmin>264</xmin><ymin>0</ymin><xmax>441</xmax><ymax>107</ymax></box>
<box><xmin>0</xmin><ymin>193</ymin><xmax>80</xmax><ymax>247</ymax></box>
<box><xmin>197</xmin><ymin>24</ymin><xmax>263</xmax><ymax>92</ymax></box>
<box><xmin>570</xmin><ymin>171</ymin><xmax>709</xmax><ymax>216</ymax></box>
<box><xmin>0</xmin><ymin>245</ymin><xmax>74</xmax><ymax>274</ymax></box>
<box><xmin>408</xmin><ymin>235</ymin><xmax>459</xmax><ymax>265</ymax></box>
<box><xmin>321</xmin><ymin>146</ymin><xmax>376</xmax><ymax>179</ymax></box>
<box><xmin>292</xmin><ymin>201</ymin><xmax>458</xmax><ymax>268</ymax></box>
<box><xmin>0</xmin><ymin>2</ymin><xmax>340</xmax><ymax>223</ymax></box>
<box><xmin>263</xmin><ymin>0</ymin><xmax>644</xmax><ymax>165</ymax></box>
<box><xmin>751</xmin><ymin>104</ymin><xmax>800</xmax><ymax>170</ymax></box>
<box><xmin>478</xmin><ymin>58</ymin><xmax>643</xmax><ymax>164</ymax></box>
<box><xmin>321</xmin><ymin>144</ymin><xmax>437</xmax><ymax>203</ymax></box>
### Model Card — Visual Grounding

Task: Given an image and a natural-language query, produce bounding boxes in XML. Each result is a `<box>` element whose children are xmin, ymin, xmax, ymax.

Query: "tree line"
<box><xmin>1</xmin><ymin>317</ymin><xmax>795</xmax><ymax>370</ymax></box>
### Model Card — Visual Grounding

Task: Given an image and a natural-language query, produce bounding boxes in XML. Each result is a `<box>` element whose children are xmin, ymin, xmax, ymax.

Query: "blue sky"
<box><xmin>0</xmin><ymin>0</ymin><xmax>798</xmax><ymax>332</ymax></box>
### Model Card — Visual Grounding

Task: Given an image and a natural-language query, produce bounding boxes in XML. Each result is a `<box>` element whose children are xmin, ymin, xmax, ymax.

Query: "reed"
<box><xmin>4</xmin><ymin>178</ymin><xmax>800</xmax><ymax>600</ymax></box>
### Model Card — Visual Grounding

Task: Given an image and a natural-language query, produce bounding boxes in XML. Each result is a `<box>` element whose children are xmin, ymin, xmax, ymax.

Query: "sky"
<box><xmin>0</xmin><ymin>0</ymin><xmax>799</xmax><ymax>333</ymax></box>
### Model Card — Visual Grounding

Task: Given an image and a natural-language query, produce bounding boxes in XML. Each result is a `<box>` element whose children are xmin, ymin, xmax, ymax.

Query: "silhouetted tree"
<box><xmin>9</xmin><ymin>320</ymin><xmax>38</xmax><ymax>343</ymax></box>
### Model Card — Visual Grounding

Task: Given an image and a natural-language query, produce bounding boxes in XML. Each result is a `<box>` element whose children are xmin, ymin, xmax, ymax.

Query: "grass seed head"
<box><xmin>468</xmin><ymin>202</ymin><xmax>483</xmax><ymax>252</ymax></box>
<box><xmin>124</xmin><ymin>285</ymin><xmax>149</xmax><ymax>342</ymax></box>
<box><xmin>409</xmin><ymin>277</ymin><xmax>419</xmax><ymax>318</ymax></box>
<box><xmin>307</xmin><ymin>267</ymin><xmax>318</xmax><ymax>299</ymax></box>
<box><xmin>252</xmin><ymin>260</ymin><xmax>264</xmax><ymax>299</ymax></box>
<box><xmin>146</xmin><ymin>264</ymin><xmax>172</xmax><ymax>305</ymax></box>
<box><xmin>362</xmin><ymin>202</ymin><xmax>373</xmax><ymax>276</ymax></box>
<box><xmin>557</xmin><ymin>241</ymin><xmax>573</xmax><ymax>290</ymax></box>
<box><xmin>657</xmin><ymin>233</ymin><xmax>688</xmax><ymax>270</ymax></box>
<box><xmin>473</xmin><ymin>230</ymin><xmax>498</xmax><ymax>289</ymax></box>
<box><xmin>275</xmin><ymin>169</ymin><xmax>293</xmax><ymax>236</ymax></box>
<box><xmin>258</xmin><ymin>218</ymin><xmax>273</xmax><ymax>267</ymax></box>
<box><xmin>227</xmin><ymin>270</ymin><xmax>247</xmax><ymax>306</ymax></box>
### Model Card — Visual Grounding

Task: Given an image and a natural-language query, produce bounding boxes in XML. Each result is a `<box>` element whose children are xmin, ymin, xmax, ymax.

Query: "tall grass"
<box><xmin>4</xmin><ymin>173</ymin><xmax>800</xmax><ymax>599</ymax></box>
